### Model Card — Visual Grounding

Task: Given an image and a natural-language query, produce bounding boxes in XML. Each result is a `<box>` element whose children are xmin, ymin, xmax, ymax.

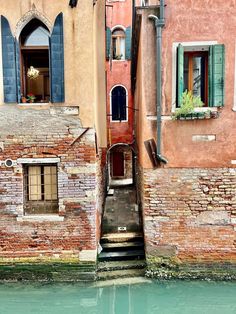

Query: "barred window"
<box><xmin>24</xmin><ymin>165</ymin><xmax>58</xmax><ymax>214</ymax></box>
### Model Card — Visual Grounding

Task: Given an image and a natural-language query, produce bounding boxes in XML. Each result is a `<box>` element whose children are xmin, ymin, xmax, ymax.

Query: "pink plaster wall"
<box><xmin>135</xmin><ymin>0</ymin><xmax>236</xmax><ymax>169</ymax></box>
<box><xmin>106</xmin><ymin>0</ymin><xmax>134</xmax><ymax>145</ymax></box>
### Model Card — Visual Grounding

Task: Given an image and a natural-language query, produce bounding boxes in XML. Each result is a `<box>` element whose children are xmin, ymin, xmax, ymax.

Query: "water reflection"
<box><xmin>0</xmin><ymin>280</ymin><xmax>235</xmax><ymax>314</ymax></box>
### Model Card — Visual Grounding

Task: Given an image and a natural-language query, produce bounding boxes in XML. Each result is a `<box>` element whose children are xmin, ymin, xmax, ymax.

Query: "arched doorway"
<box><xmin>106</xmin><ymin>143</ymin><xmax>136</xmax><ymax>188</ymax></box>
<box><xmin>20</xmin><ymin>19</ymin><xmax>50</xmax><ymax>102</ymax></box>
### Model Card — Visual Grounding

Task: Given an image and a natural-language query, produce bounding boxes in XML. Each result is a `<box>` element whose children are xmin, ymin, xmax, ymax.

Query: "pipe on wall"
<box><xmin>148</xmin><ymin>0</ymin><xmax>168</xmax><ymax>165</ymax></box>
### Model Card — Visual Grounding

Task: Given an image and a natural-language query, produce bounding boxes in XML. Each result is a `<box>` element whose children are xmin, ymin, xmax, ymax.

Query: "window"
<box><xmin>111</xmin><ymin>86</ymin><xmax>127</xmax><ymax>121</ymax></box>
<box><xmin>141</xmin><ymin>0</ymin><xmax>149</xmax><ymax>6</ymax></box>
<box><xmin>20</xmin><ymin>20</ymin><xmax>50</xmax><ymax>103</ymax></box>
<box><xmin>112</xmin><ymin>28</ymin><xmax>125</xmax><ymax>60</ymax></box>
<box><xmin>106</xmin><ymin>26</ymin><xmax>131</xmax><ymax>60</ymax></box>
<box><xmin>176</xmin><ymin>43</ymin><xmax>225</xmax><ymax>107</ymax></box>
<box><xmin>24</xmin><ymin>165</ymin><xmax>58</xmax><ymax>214</ymax></box>
<box><xmin>1</xmin><ymin>13</ymin><xmax>64</xmax><ymax>104</ymax></box>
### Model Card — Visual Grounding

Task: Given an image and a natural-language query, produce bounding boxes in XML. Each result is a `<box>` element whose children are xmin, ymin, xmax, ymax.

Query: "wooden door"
<box><xmin>112</xmin><ymin>152</ymin><xmax>124</xmax><ymax>177</ymax></box>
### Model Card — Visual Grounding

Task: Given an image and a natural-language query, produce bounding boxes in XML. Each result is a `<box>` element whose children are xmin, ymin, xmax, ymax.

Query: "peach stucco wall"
<box><xmin>135</xmin><ymin>0</ymin><xmax>236</xmax><ymax>169</ymax></box>
<box><xmin>0</xmin><ymin>0</ymin><xmax>106</xmax><ymax>134</ymax></box>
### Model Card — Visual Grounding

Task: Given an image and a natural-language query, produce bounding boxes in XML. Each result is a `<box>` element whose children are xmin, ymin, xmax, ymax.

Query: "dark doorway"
<box><xmin>20</xmin><ymin>19</ymin><xmax>50</xmax><ymax>102</ymax></box>
<box><xmin>112</xmin><ymin>152</ymin><xmax>124</xmax><ymax>177</ymax></box>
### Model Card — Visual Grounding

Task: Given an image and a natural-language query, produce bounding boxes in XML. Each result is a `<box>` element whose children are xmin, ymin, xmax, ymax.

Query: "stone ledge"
<box><xmin>16</xmin><ymin>215</ymin><xmax>64</xmax><ymax>222</ymax></box>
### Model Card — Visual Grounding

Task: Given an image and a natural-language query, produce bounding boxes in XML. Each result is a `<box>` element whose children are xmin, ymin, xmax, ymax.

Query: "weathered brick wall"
<box><xmin>0</xmin><ymin>106</ymin><xmax>98</xmax><ymax>263</ymax></box>
<box><xmin>142</xmin><ymin>167</ymin><xmax>236</xmax><ymax>264</ymax></box>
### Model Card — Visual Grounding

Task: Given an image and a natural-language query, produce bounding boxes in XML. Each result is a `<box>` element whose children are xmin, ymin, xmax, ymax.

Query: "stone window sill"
<box><xmin>172</xmin><ymin>108</ymin><xmax>220</xmax><ymax>120</ymax></box>
<box><xmin>17</xmin><ymin>215</ymin><xmax>64</xmax><ymax>222</ymax></box>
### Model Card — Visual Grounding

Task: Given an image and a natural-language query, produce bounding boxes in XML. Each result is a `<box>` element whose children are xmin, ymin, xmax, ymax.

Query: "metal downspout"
<box><xmin>149</xmin><ymin>0</ymin><xmax>168</xmax><ymax>164</ymax></box>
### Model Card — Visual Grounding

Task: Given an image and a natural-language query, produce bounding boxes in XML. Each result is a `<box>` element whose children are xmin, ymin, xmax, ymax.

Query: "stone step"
<box><xmin>98</xmin><ymin>250</ymin><xmax>145</xmax><ymax>262</ymax></box>
<box><xmin>101</xmin><ymin>232</ymin><xmax>143</xmax><ymax>243</ymax></box>
<box><xmin>101</xmin><ymin>241</ymin><xmax>144</xmax><ymax>251</ymax></box>
<box><xmin>97</xmin><ymin>260</ymin><xmax>146</xmax><ymax>272</ymax></box>
<box><xmin>97</xmin><ymin>268</ymin><xmax>146</xmax><ymax>280</ymax></box>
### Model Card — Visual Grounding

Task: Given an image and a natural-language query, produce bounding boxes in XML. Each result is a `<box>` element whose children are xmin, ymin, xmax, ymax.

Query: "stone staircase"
<box><xmin>97</xmin><ymin>232</ymin><xmax>146</xmax><ymax>280</ymax></box>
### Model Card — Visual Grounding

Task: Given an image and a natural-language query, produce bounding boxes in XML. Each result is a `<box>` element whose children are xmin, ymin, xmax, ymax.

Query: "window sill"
<box><xmin>173</xmin><ymin>111</ymin><xmax>219</xmax><ymax>121</ymax></box>
<box><xmin>17</xmin><ymin>215</ymin><xmax>64</xmax><ymax>222</ymax></box>
<box><xmin>18</xmin><ymin>103</ymin><xmax>50</xmax><ymax>106</ymax></box>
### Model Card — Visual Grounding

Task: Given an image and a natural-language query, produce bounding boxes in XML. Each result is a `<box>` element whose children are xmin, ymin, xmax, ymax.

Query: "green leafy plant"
<box><xmin>172</xmin><ymin>90</ymin><xmax>204</xmax><ymax>120</ymax></box>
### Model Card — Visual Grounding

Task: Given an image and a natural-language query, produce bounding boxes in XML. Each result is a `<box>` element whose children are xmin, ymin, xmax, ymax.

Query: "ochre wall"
<box><xmin>0</xmin><ymin>0</ymin><xmax>104</xmax><ymax>129</ymax></box>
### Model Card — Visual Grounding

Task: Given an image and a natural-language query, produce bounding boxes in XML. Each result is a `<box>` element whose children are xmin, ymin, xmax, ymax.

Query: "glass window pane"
<box><xmin>24</xmin><ymin>26</ymin><xmax>49</xmax><ymax>46</ymax></box>
<box><xmin>184</xmin><ymin>55</ymin><xmax>189</xmax><ymax>92</ymax></box>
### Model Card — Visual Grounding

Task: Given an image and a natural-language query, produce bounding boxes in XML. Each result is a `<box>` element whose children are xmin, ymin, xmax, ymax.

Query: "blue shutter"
<box><xmin>1</xmin><ymin>16</ymin><xmax>17</xmax><ymax>103</ymax></box>
<box><xmin>15</xmin><ymin>40</ymin><xmax>21</xmax><ymax>103</ymax></box>
<box><xmin>106</xmin><ymin>27</ymin><xmax>111</xmax><ymax>59</ymax></box>
<box><xmin>50</xmin><ymin>13</ymin><xmax>64</xmax><ymax>103</ymax></box>
<box><xmin>125</xmin><ymin>26</ymin><xmax>131</xmax><ymax>60</ymax></box>
<box><xmin>208</xmin><ymin>44</ymin><xmax>225</xmax><ymax>107</ymax></box>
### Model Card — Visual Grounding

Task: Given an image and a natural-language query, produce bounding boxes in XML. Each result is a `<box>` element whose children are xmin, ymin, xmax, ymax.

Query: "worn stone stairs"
<box><xmin>97</xmin><ymin>232</ymin><xmax>146</xmax><ymax>280</ymax></box>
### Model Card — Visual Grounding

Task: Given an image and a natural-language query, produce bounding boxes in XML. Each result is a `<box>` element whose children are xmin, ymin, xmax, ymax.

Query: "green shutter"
<box><xmin>125</xmin><ymin>26</ymin><xmax>131</xmax><ymax>60</ymax></box>
<box><xmin>177</xmin><ymin>44</ymin><xmax>184</xmax><ymax>107</ymax></box>
<box><xmin>208</xmin><ymin>44</ymin><xmax>225</xmax><ymax>107</ymax></box>
<box><xmin>106</xmin><ymin>27</ymin><xmax>111</xmax><ymax>59</ymax></box>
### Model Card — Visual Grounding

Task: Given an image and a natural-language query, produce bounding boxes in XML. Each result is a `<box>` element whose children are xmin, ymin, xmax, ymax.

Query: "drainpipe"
<box><xmin>148</xmin><ymin>0</ymin><xmax>168</xmax><ymax>165</ymax></box>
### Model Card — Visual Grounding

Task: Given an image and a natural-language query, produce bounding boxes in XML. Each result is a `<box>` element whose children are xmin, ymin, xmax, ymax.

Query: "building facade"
<box><xmin>105</xmin><ymin>0</ymin><xmax>134</xmax><ymax>185</ymax></box>
<box><xmin>132</xmin><ymin>0</ymin><xmax>236</xmax><ymax>278</ymax></box>
<box><xmin>0</xmin><ymin>0</ymin><xmax>106</xmax><ymax>280</ymax></box>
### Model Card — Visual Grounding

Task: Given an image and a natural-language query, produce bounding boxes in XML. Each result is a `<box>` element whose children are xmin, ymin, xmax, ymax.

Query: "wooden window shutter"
<box><xmin>50</xmin><ymin>13</ymin><xmax>65</xmax><ymax>103</ymax></box>
<box><xmin>125</xmin><ymin>26</ymin><xmax>131</xmax><ymax>60</ymax></box>
<box><xmin>208</xmin><ymin>44</ymin><xmax>225</xmax><ymax>107</ymax></box>
<box><xmin>177</xmin><ymin>44</ymin><xmax>184</xmax><ymax>107</ymax></box>
<box><xmin>1</xmin><ymin>16</ymin><xmax>18</xmax><ymax>103</ymax></box>
<box><xmin>106</xmin><ymin>27</ymin><xmax>111</xmax><ymax>59</ymax></box>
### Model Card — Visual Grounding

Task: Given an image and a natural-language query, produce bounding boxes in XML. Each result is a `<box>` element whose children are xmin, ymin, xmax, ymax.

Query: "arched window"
<box><xmin>112</xmin><ymin>28</ymin><xmax>125</xmax><ymax>60</ymax></box>
<box><xmin>111</xmin><ymin>86</ymin><xmax>127</xmax><ymax>121</ymax></box>
<box><xmin>1</xmin><ymin>13</ymin><xmax>64</xmax><ymax>104</ymax></box>
<box><xmin>20</xmin><ymin>19</ymin><xmax>50</xmax><ymax>103</ymax></box>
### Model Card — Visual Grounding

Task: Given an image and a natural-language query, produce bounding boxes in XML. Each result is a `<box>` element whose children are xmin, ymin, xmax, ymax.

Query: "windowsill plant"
<box><xmin>172</xmin><ymin>90</ymin><xmax>215</xmax><ymax>120</ymax></box>
<box><xmin>27</xmin><ymin>93</ymin><xmax>36</xmax><ymax>103</ymax></box>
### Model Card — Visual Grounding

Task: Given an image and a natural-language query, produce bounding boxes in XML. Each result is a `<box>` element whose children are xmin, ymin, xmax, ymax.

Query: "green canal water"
<box><xmin>0</xmin><ymin>280</ymin><xmax>235</xmax><ymax>314</ymax></box>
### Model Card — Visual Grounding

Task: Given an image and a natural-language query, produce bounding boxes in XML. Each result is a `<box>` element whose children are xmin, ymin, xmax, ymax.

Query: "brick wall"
<box><xmin>142</xmin><ymin>167</ymin><xmax>236</xmax><ymax>264</ymax></box>
<box><xmin>0</xmin><ymin>106</ymin><xmax>98</xmax><ymax>263</ymax></box>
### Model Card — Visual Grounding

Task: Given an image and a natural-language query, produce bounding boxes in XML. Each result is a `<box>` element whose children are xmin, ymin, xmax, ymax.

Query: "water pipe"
<box><xmin>148</xmin><ymin>0</ymin><xmax>168</xmax><ymax>165</ymax></box>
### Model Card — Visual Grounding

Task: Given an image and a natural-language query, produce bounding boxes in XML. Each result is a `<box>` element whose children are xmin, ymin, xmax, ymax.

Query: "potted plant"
<box><xmin>27</xmin><ymin>93</ymin><xmax>36</xmax><ymax>103</ymax></box>
<box><xmin>21</xmin><ymin>95</ymin><xmax>27</xmax><ymax>103</ymax></box>
<box><xmin>172</xmin><ymin>90</ymin><xmax>204</xmax><ymax>120</ymax></box>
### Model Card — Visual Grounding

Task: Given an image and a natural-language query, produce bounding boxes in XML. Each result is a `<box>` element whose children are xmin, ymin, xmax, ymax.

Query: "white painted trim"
<box><xmin>17</xmin><ymin>215</ymin><xmax>64</xmax><ymax>222</ymax></box>
<box><xmin>17</xmin><ymin>158</ymin><xmax>60</xmax><ymax>164</ymax></box>
<box><xmin>172</xmin><ymin>41</ymin><xmax>218</xmax><ymax>112</ymax></box>
<box><xmin>110</xmin><ymin>84</ymin><xmax>128</xmax><ymax>122</ymax></box>
<box><xmin>233</xmin><ymin>40</ymin><xmax>236</xmax><ymax>112</ymax></box>
<box><xmin>111</xmin><ymin>24</ymin><xmax>126</xmax><ymax>32</ymax></box>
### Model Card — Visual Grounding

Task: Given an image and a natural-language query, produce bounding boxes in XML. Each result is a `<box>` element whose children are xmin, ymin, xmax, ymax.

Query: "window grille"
<box><xmin>24</xmin><ymin>165</ymin><xmax>58</xmax><ymax>214</ymax></box>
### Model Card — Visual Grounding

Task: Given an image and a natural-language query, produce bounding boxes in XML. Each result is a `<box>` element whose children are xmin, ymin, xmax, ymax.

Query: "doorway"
<box><xmin>112</xmin><ymin>152</ymin><xmax>124</xmax><ymax>178</ymax></box>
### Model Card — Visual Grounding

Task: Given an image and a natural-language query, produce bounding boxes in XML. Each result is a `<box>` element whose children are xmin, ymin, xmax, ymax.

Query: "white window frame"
<box><xmin>172</xmin><ymin>41</ymin><xmax>218</xmax><ymax>113</ymax></box>
<box><xmin>111</xmin><ymin>25</ymin><xmax>126</xmax><ymax>62</ymax></box>
<box><xmin>110</xmin><ymin>84</ymin><xmax>128</xmax><ymax>122</ymax></box>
